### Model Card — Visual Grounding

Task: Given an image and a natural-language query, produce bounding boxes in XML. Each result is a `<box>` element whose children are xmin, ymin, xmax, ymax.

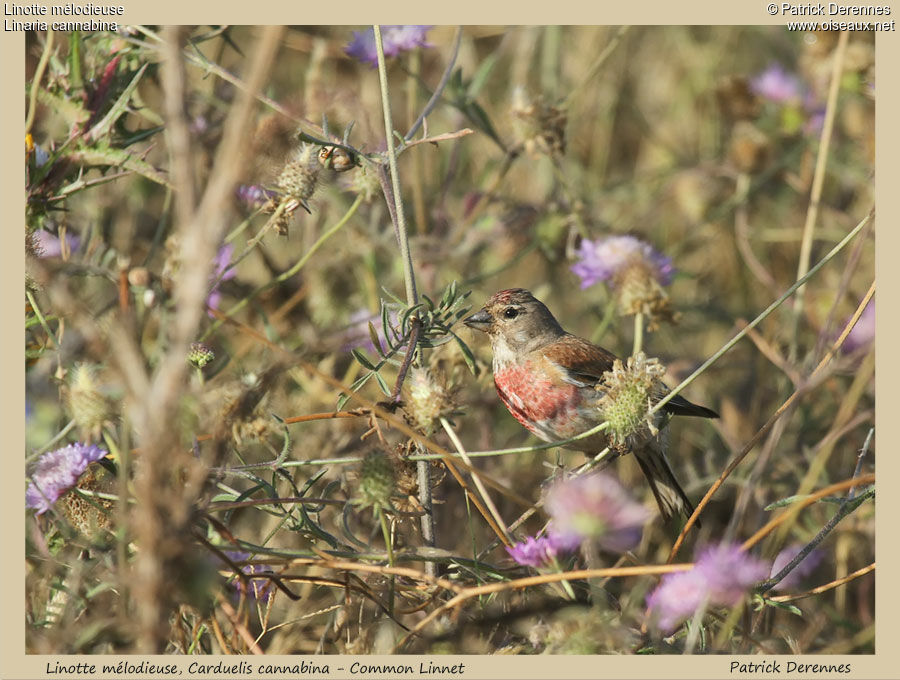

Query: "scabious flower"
<box><xmin>31</xmin><ymin>229</ymin><xmax>81</xmax><ymax>258</ymax></box>
<box><xmin>749</xmin><ymin>63</ymin><xmax>823</xmax><ymax>137</ymax></box>
<box><xmin>544</xmin><ymin>473</ymin><xmax>652</xmax><ymax>553</ymax></box>
<box><xmin>572</xmin><ymin>235</ymin><xmax>674</xmax><ymax>290</ymax></box>
<box><xmin>843</xmin><ymin>300</ymin><xmax>875</xmax><ymax>353</ymax></box>
<box><xmin>235</xmin><ymin>184</ymin><xmax>278</xmax><ymax>211</ymax></box>
<box><xmin>222</xmin><ymin>551</ymin><xmax>274</xmax><ymax>602</ymax></box>
<box><xmin>207</xmin><ymin>243</ymin><xmax>235</xmax><ymax>314</ymax></box>
<box><xmin>26</xmin><ymin>442</ymin><xmax>108</xmax><ymax>515</ymax></box>
<box><xmin>345</xmin><ymin>26</ymin><xmax>432</xmax><ymax>67</ymax></box>
<box><xmin>341</xmin><ymin>307</ymin><xmax>402</xmax><ymax>355</ymax></box>
<box><xmin>646</xmin><ymin>543</ymin><xmax>770</xmax><ymax>633</ymax></box>
<box><xmin>750</xmin><ymin>63</ymin><xmax>804</xmax><ymax>104</ymax></box>
<box><xmin>770</xmin><ymin>544</ymin><xmax>822</xmax><ymax>591</ymax></box>
<box><xmin>506</xmin><ymin>535</ymin><xmax>568</xmax><ymax>568</ymax></box>
<box><xmin>571</xmin><ymin>235</ymin><xmax>675</xmax><ymax>325</ymax></box>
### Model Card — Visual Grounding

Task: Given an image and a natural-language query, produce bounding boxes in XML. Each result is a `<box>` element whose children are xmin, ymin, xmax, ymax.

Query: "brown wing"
<box><xmin>540</xmin><ymin>334</ymin><xmax>618</xmax><ymax>387</ymax></box>
<box><xmin>542</xmin><ymin>334</ymin><xmax>719</xmax><ymax>419</ymax></box>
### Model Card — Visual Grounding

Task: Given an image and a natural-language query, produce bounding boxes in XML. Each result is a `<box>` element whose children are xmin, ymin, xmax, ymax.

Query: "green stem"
<box><xmin>26</xmin><ymin>289</ymin><xmax>60</xmax><ymax>350</ymax></box>
<box><xmin>374</xmin><ymin>25</ymin><xmax>418</xmax><ymax>308</ymax></box>
<box><xmin>632</xmin><ymin>312</ymin><xmax>644</xmax><ymax>355</ymax></box>
<box><xmin>377</xmin><ymin>506</ymin><xmax>396</xmax><ymax>615</ymax></box>
<box><xmin>201</xmin><ymin>194</ymin><xmax>362</xmax><ymax>340</ymax></box>
<box><xmin>211</xmin><ymin>422</ymin><xmax>611</xmax><ymax>472</ymax></box>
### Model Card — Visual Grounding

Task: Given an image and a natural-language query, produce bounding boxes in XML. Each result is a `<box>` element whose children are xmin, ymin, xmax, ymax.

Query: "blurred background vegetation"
<box><xmin>25</xmin><ymin>25</ymin><xmax>874</xmax><ymax>655</ymax></box>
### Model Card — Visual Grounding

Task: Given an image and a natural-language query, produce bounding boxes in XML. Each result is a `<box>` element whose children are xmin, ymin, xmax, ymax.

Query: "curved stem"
<box><xmin>202</xmin><ymin>195</ymin><xmax>362</xmax><ymax>340</ymax></box>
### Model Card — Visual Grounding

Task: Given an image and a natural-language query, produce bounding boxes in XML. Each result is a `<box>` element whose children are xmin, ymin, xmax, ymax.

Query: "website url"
<box><xmin>787</xmin><ymin>19</ymin><xmax>896</xmax><ymax>29</ymax></box>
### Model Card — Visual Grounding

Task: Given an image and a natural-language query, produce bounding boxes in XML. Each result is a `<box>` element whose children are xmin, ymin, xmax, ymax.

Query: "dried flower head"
<box><xmin>544</xmin><ymin>473</ymin><xmax>652</xmax><ymax>553</ymax></box>
<box><xmin>403</xmin><ymin>367</ymin><xmax>456</xmax><ymax>436</ymax></box>
<box><xmin>60</xmin><ymin>464</ymin><xmax>115</xmax><ymax>540</ymax></box>
<box><xmin>65</xmin><ymin>364</ymin><xmax>112</xmax><ymax>441</ymax></box>
<box><xmin>345</xmin><ymin>26</ymin><xmax>432</xmax><ymax>67</ymax></box>
<box><xmin>511</xmin><ymin>87</ymin><xmax>567</xmax><ymax>158</ymax></box>
<box><xmin>597</xmin><ymin>352</ymin><xmax>668</xmax><ymax>451</ymax></box>
<box><xmin>26</xmin><ymin>442</ymin><xmax>108</xmax><ymax>515</ymax></box>
<box><xmin>356</xmin><ymin>450</ymin><xmax>397</xmax><ymax>510</ymax></box>
<box><xmin>350</xmin><ymin>164</ymin><xmax>382</xmax><ymax>203</ymax></box>
<box><xmin>646</xmin><ymin>543</ymin><xmax>770</xmax><ymax>633</ymax></box>
<box><xmin>571</xmin><ymin>235</ymin><xmax>676</xmax><ymax>326</ymax></box>
<box><xmin>274</xmin><ymin>144</ymin><xmax>321</xmax><ymax>233</ymax></box>
<box><xmin>728</xmin><ymin>120</ymin><xmax>771</xmax><ymax>174</ymax></box>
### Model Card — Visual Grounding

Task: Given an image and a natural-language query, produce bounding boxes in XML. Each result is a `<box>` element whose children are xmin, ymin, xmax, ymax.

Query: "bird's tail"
<box><xmin>633</xmin><ymin>440</ymin><xmax>699</xmax><ymax>526</ymax></box>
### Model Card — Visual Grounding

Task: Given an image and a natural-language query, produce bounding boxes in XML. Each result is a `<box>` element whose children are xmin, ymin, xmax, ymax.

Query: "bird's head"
<box><xmin>464</xmin><ymin>288</ymin><xmax>565</xmax><ymax>356</ymax></box>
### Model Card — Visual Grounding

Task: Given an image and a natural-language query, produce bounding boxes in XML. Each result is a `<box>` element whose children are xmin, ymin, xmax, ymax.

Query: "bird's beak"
<box><xmin>463</xmin><ymin>309</ymin><xmax>492</xmax><ymax>332</ymax></box>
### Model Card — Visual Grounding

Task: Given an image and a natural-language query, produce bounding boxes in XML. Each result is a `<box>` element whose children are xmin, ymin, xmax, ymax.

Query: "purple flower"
<box><xmin>345</xmin><ymin>26</ymin><xmax>432</xmax><ymax>67</ymax></box>
<box><xmin>341</xmin><ymin>307</ymin><xmax>402</xmax><ymax>354</ymax></box>
<box><xmin>646</xmin><ymin>543</ymin><xmax>770</xmax><ymax>633</ymax></box>
<box><xmin>222</xmin><ymin>551</ymin><xmax>275</xmax><ymax>602</ymax></box>
<box><xmin>750</xmin><ymin>63</ymin><xmax>804</xmax><ymax>104</ymax></box>
<box><xmin>26</xmin><ymin>442</ymin><xmax>107</xmax><ymax>515</ymax></box>
<box><xmin>843</xmin><ymin>300</ymin><xmax>875</xmax><ymax>353</ymax></box>
<box><xmin>236</xmin><ymin>184</ymin><xmax>278</xmax><ymax>211</ymax></box>
<box><xmin>570</xmin><ymin>235</ymin><xmax>674</xmax><ymax>291</ymax></box>
<box><xmin>544</xmin><ymin>473</ymin><xmax>653</xmax><ymax>553</ymax></box>
<box><xmin>506</xmin><ymin>534</ymin><xmax>571</xmax><ymax>568</ymax></box>
<box><xmin>32</xmin><ymin>229</ymin><xmax>81</xmax><ymax>258</ymax></box>
<box><xmin>207</xmin><ymin>243</ymin><xmax>236</xmax><ymax>314</ymax></box>
<box><xmin>770</xmin><ymin>544</ymin><xmax>822</xmax><ymax>591</ymax></box>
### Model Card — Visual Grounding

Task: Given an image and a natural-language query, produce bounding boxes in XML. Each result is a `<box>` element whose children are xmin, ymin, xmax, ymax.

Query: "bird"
<box><xmin>463</xmin><ymin>288</ymin><xmax>718</xmax><ymax>524</ymax></box>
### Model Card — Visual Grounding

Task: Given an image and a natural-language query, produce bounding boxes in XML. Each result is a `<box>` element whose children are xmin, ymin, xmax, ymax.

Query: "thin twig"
<box><xmin>441</xmin><ymin>417</ymin><xmax>513</xmax><ymax>546</ymax></box>
<box><xmin>394</xmin><ymin>563</ymin><xmax>693</xmax><ymax>651</ymax></box>
<box><xmin>740</xmin><ymin>473</ymin><xmax>874</xmax><ymax>552</ymax></box>
<box><xmin>769</xmin><ymin>562</ymin><xmax>875</xmax><ymax>603</ymax></box>
<box><xmin>403</xmin><ymin>27</ymin><xmax>463</xmax><ymax>142</ymax></box>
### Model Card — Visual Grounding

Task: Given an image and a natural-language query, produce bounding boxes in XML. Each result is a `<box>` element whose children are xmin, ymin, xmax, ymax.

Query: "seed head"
<box><xmin>403</xmin><ymin>367</ymin><xmax>455</xmax><ymax>436</ymax></box>
<box><xmin>597</xmin><ymin>352</ymin><xmax>667</xmax><ymax>450</ymax></box>
<box><xmin>357</xmin><ymin>450</ymin><xmax>397</xmax><ymax>510</ymax></box>
<box><xmin>65</xmin><ymin>364</ymin><xmax>112</xmax><ymax>441</ymax></box>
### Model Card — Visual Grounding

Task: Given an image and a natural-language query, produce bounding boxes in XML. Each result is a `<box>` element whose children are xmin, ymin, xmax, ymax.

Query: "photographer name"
<box><xmin>778</xmin><ymin>3</ymin><xmax>891</xmax><ymax>15</ymax></box>
<box><xmin>730</xmin><ymin>660</ymin><xmax>851</xmax><ymax>674</ymax></box>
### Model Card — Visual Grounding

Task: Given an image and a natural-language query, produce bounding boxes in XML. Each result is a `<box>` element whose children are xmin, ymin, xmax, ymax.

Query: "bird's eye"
<box><xmin>503</xmin><ymin>307</ymin><xmax>519</xmax><ymax>319</ymax></box>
